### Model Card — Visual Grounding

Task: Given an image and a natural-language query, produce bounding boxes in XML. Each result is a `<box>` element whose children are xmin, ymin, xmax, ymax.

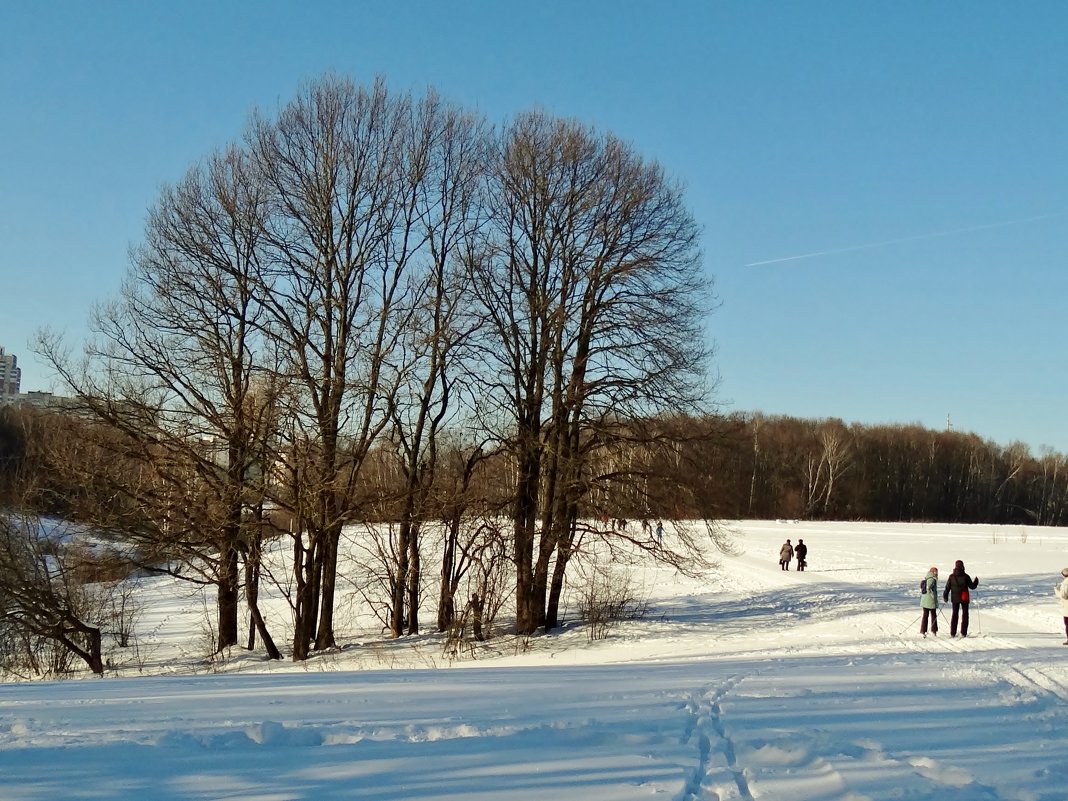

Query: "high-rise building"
<box><xmin>0</xmin><ymin>346</ymin><xmax>22</xmax><ymax>398</ymax></box>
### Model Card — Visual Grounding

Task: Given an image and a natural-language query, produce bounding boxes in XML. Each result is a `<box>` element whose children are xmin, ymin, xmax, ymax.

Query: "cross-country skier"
<box><xmin>920</xmin><ymin>566</ymin><xmax>939</xmax><ymax>637</ymax></box>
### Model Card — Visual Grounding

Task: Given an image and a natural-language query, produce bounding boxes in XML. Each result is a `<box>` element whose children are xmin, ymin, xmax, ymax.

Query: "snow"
<box><xmin>2</xmin><ymin>519</ymin><xmax>1068</xmax><ymax>801</ymax></box>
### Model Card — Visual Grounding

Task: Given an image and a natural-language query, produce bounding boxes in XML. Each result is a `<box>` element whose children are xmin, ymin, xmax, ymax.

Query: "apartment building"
<box><xmin>0</xmin><ymin>346</ymin><xmax>20</xmax><ymax>399</ymax></box>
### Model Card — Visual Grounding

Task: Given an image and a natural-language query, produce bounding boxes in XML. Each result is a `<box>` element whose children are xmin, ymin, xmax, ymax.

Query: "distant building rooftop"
<box><xmin>0</xmin><ymin>391</ymin><xmax>76</xmax><ymax>410</ymax></box>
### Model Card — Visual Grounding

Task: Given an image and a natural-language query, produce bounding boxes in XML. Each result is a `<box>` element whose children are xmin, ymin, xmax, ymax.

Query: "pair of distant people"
<box><xmin>778</xmin><ymin>538</ymin><xmax>807</xmax><ymax>571</ymax></box>
<box><xmin>919</xmin><ymin>560</ymin><xmax>979</xmax><ymax>638</ymax></box>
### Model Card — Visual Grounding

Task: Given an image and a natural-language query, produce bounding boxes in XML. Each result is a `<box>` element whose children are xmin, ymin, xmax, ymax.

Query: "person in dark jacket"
<box><xmin>942</xmin><ymin>559</ymin><xmax>979</xmax><ymax>637</ymax></box>
<box><xmin>794</xmin><ymin>539</ymin><xmax>808</xmax><ymax>571</ymax></box>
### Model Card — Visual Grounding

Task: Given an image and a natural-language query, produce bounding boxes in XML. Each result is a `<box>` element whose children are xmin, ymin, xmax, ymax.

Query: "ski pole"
<box><xmin>900</xmin><ymin>613</ymin><xmax>922</xmax><ymax>635</ymax></box>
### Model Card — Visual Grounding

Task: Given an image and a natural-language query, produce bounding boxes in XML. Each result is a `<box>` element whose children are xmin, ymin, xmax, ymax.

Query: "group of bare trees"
<box><xmin>704</xmin><ymin>413</ymin><xmax>1068</xmax><ymax>524</ymax></box>
<box><xmin>3</xmin><ymin>74</ymin><xmax>719</xmax><ymax>672</ymax></box>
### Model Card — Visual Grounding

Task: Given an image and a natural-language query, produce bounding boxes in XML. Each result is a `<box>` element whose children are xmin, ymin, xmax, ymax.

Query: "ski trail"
<box><xmin>678</xmin><ymin>675</ymin><xmax>753</xmax><ymax>801</ymax></box>
<box><xmin>1000</xmin><ymin>663</ymin><xmax>1068</xmax><ymax>704</ymax></box>
<box><xmin>678</xmin><ymin>675</ymin><xmax>876</xmax><ymax>801</ymax></box>
<box><xmin>676</xmin><ymin>670</ymin><xmax>1020</xmax><ymax>801</ymax></box>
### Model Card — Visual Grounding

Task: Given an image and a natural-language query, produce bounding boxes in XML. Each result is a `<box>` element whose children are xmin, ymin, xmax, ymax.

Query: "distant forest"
<box><xmin>3</xmin><ymin>405</ymin><xmax>1064</xmax><ymax>528</ymax></box>
<box><xmin>693</xmin><ymin>413</ymin><xmax>1067</xmax><ymax>525</ymax></box>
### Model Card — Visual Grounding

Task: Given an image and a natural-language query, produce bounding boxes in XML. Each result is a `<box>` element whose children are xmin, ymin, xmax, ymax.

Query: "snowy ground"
<box><xmin>2</xmin><ymin>520</ymin><xmax>1067</xmax><ymax>801</ymax></box>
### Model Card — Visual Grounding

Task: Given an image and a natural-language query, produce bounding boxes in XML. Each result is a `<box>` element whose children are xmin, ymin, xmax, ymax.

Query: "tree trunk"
<box><xmin>244</xmin><ymin>533</ymin><xmax>282</xmax><ymax>659</ymax></box>
<box><xmin>407</xmin><ymin>521</ymin><xmax>421</xmax><ymax>635</ymax></box>
<box><xmin>292</xmin><ymin>530</ymin><xmax>317</xmax><ymax>662</ymax></box>
<box><xmin>84</xmin><ymin>627</ymin><xmax>104</xmax><ymax>676</ymax></box>
<box><xmin>313</xmin><ymin>473</ymin><xmax>341</xmax><ymax>649</ymax></box>
<box><xmin>545</xmin><ymin>507</ymin><xmax>578</xmax><ymax>631</ymax></box>
<box><xmin>62</xmin><ymin>625</ymin><xmax>104</xmax><ymax>676</ymax></box>
<box><xmin>247</xmin><ymin>595</ymin><xmax>282</xmax><ymax>660</ymax></box>
<box><xmin>437</xmin><ymin>512</ymin><xmax>460</xmax><ymax>631</ymax></box>
<box><xmin>391</xmin><ymin>521</ymin><xmax>411</xmax><ymax>638</ymax></box>
<box><xmin>217</xmin><ymin>538</ymin><xmax>240</xmax><ymax>650</ymax></box>
<box><xmin>514</xmin><ymin>446</ymin><xmax>540</xmax><ymax>635</ymax></box>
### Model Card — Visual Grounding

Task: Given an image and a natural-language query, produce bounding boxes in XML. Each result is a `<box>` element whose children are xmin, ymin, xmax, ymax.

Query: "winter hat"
<box><xmin>1061</xmin><ymin>567</ymin><xmax>1068</xmax><ymax>577</ymax></box>
<box><xmin>930</xmin><ymin>566</ymin><xmax>938</xmax><ymax>574</ymax></box>
<box><xmin>954</xmin><ymin>560</ymin><xmax>964</xmax><ymax>569</ymax></box>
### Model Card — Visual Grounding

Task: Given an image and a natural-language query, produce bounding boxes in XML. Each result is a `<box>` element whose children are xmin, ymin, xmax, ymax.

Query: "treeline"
<box><xmin>695</xmin><ymin>413</ymin><xmax>1068</xmax><ymax>526</ymax></box>
<box><xmin>6</xmin><ymin>406</ymin><xmax>1063</xmax><ymax>529</ymax></box>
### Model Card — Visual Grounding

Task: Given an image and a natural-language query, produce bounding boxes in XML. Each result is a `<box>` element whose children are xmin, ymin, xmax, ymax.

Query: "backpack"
<box><xmin>920</xmin><ymin>578</ymin><xmax>928</xmax><ymax>595</ymax></box>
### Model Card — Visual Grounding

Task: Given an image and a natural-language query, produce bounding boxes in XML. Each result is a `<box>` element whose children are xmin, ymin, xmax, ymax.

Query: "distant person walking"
<box><xmin>779</xmin><ymin>539</ymin><xmax>793</xmax><ymax>571</ymax></box>
<box><xmin>1055</xmin><ymin>567</ymin><xmax>1068</xmax><ymax>645</ymax></box>
<box><xmin>942</xmin><ymin>559</ymin><xmax>979</xmax><ymax>637</ymax></box>
<box><xmin>655</xmin><ymin>521</ymin><xmax>663</xmax><ymax>545</ymax></box>
<box><xmin>794</xmin><ymin>539</ymin><xmax>808</xmax><ymax>571</ymax></box>
<box><xmin>919</xmin><ymin>566</ymin><xmax>939</xmax><ymax>637</ymax></box>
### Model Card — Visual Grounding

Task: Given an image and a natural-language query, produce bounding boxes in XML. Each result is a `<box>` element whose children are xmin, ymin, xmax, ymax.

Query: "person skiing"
<box><xmin>942</xmin><ymin>559</ymin><xmax>979</xmax><ymax>637</ymax></box>
<box><xmin>794</xmin><ymin>539</ymin><xmax>808</xmax><ymax>571</ymax></box>
<box><xmin>920</xmin><ymin>566</ymin><xmax>939</xmax><ymax>637</ymax></box>
<box><xmin>1054</xmin><ymin>567</ymin><xmax>1068</xmax><ymax>645</ymax></box>
<box><xmin>779</xmin><ymin>539</ymin><xmax>793</xmax><ymax>571</ymax></box>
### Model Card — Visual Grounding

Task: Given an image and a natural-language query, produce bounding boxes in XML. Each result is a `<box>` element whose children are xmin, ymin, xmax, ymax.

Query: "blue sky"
<box><xmin>3</xmin><ymin>2</ymin><xmax>1066</xmax><ymax>452</ymax></box>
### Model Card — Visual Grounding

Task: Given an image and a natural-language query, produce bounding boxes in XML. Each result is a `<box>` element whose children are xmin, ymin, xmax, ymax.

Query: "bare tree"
<box><xmin>248</xmin><ymin>75</ymin><xmax>444</xmax><ymax>657</ymax></box>
<box><xmin>433</xmin><ymin>436</ymin><xmax>498</xmax><ymax>632</ymax></box>
<box><xmin>802</xmin><ymin>419</ymin><xmax>853</xmax><ymax>518</ymax></box>
<box><xmin>38</xmin><ymin>144</ymin><xmax>284</xmax><ymax>658</ymax></box>
<box><xmin>0</xmin><ymin>513</ymin><xmax>114</xmax><ymax>676</ymax></box>
<box><xmin>383</xmin><ymin>93</ymin><xmax>488</xmax><ymax>637</ymax></box>
<box><xmin>470</xmin><ymin>112</ymin><xmax>716</xmax><ymax>634</ymax></box>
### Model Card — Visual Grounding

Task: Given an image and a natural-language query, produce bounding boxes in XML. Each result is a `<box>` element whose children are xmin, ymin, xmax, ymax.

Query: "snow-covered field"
<box><xmin>2</xmin><ymin>520</ymin><xmax>1067</xmax><ymax>801</ymax></box>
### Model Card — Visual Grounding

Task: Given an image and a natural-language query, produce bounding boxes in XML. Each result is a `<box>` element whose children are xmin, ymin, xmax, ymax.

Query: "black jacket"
<box><xmin>942</xmin><ymin>568</ymin><xmax>978</xmax><ymax>603</ymax></box>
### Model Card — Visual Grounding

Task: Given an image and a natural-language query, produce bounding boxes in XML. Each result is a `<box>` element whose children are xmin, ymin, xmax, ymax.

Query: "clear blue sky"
<box><xmin>3</xmin><ymin>2</ymin><xmax>1066</xmax><ymax>453</ymax></box>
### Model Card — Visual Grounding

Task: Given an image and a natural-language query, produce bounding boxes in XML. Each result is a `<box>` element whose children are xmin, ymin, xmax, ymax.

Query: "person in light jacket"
<box><xmin>1054</xmin><ymin>567</ymin><xmax>1068</xmax><ymax>645</ymax></box>
<box><xmin>920</xmin><ymin>566</ymin><xmax>939</xmax><ymax>637</ymax></box>
<box><xmin>942</xmin><ymin>559</ymin><xmax>979</xmax><ymax>637</ymax></box>
<box><xmin>778</xmin><ymin>539</ymin><xmax>793</xmax><ymax>571</ymax></box>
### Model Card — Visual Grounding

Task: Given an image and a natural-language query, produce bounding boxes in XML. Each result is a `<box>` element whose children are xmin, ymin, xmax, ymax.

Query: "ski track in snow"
<box><xmin>679</xmin><ymin>675</ymin><xmax>753</xmax><ymax>801</ymax></box>
<box><xmin>673</xmin><ymin>674</ymin><xmax>1022</xmax><ymax>801</ymax></box>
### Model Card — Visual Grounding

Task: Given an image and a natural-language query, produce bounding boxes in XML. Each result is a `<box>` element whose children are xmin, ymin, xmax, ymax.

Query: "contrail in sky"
<box><xmin>744</xmin><ymin>210</ymin><xmax>1068</xmax><ymax>267</ymax></box>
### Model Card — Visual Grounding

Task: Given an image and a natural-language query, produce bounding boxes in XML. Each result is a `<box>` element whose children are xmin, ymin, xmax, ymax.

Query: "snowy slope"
<box><xmin>1</xmin><ymin>520</ymin><xmax>1066</xmax><ymax>801</ymax></box>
